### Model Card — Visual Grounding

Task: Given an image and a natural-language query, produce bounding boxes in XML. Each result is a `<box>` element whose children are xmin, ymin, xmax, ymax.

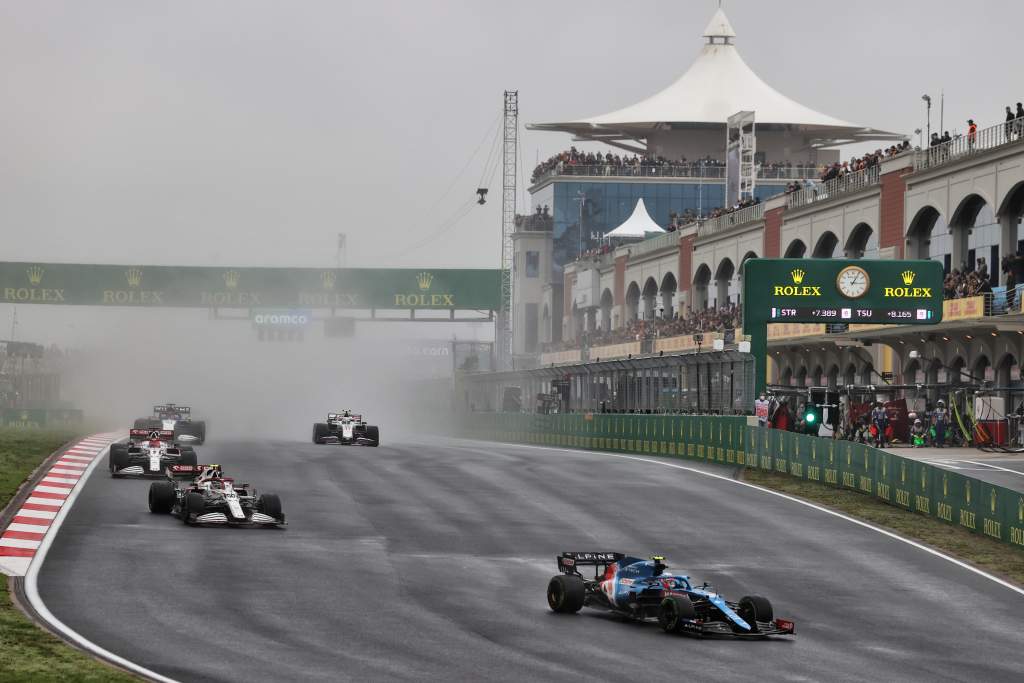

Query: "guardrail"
<box><xmin>459</xmin><ymin>413</ymin><xmax>1024</xmax><ymax>549</ymax></box>
<box><xmin>787</xmin><ymin>166</ymin><xmax>879</xmax><ymax>209</ymax></box>
<box><xmin>531</xmin><ymin>164</ymin><xmax>822</xmax><ymax>185</ymax></box>
<box><xmin>627</xmin><ymin>230</ymin><xmax>681</xmax><ymax>258</ymax></box>
<box><xmin>698</xmin><ymin>203</ymin><xmax>765</xmax><ymax>238</ymax></box>
<box><xmin>914</xmin><ymin>118</ymin><xmax>1024</xmax><ymax>172</ymax></box>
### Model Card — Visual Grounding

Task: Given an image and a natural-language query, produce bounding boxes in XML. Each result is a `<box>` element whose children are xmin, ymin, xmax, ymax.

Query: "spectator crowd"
<box><xmin>531</xmin><ymin>148</ymin><xmax>726</xmax><ymax>183</ymax></box>
<box><xmin>544</xmin><ymin>303</ymin><xmax>742</xmax><ymax>352</ymax></box>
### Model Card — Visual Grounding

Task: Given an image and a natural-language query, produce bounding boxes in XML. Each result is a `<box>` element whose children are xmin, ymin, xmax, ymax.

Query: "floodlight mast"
<box><xmin>497</xmin><ymin>90</ymin><xmax>518</xmax><ymax>370</ymax></box>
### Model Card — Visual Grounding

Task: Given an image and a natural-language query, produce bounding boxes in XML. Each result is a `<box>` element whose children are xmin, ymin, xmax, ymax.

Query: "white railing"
<box><xmin>531</xmin><ymin>163</ymin><xmax>822</xmax><ymax>186</ymax></box>
<box><xmin>786</xmin><ymin>166</ymin><xmax>879</xmax><ymax>209</ymax></box>
<box><xmin>697</xmin><ymin>203</ymin><xmax>765</xmax><ymax>238</ymax></box>
<box><xmin>914</xmin><ymin>118</ymin><xmax>1024</xmax><ymax>171</ymax></box>
<box><xmin>627</xmin><ymin>230</ymin><xmax>681</xmax><ymax>258</ymax></box>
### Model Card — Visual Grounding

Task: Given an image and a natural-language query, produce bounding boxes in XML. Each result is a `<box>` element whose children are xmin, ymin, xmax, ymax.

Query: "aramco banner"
<box><xmin>0</xmin><ymin>263</ymin><xmax>500</xmax><ymax>310</ymax></box>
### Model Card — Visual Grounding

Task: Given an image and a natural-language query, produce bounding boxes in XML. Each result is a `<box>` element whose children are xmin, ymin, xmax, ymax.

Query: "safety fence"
<box><xmin>459</xmin><ymin>412</ymin><xmax>1024</xmax><ymax>550</ymax></box>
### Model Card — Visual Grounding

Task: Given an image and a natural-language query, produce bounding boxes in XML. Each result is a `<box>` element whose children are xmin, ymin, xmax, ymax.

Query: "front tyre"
<box><xmin>108</xmin><ymin>444</ymin><xmax>130</xmax><ymax>475</ymax></box>
<box><xmin>148</xmin><ymin>482</ymin><xmax>176</xmax><ymax>513</ymax></box>
<box><xmin>312</xmin><ymin>423</ymin><xmax>330</xmax><ymax>444</ymax></box>
<box><xmin>364</xmin><ymin>425</ymin><xmax>380</xmax><ymax>447</ymax></box>
<box><xmin>182</xmin><ymin>492</ymin><xmax>205</xmax><ymax>525</ymax></box>
<box><xmin>658</xmin><ymin>595</ymin><xmax>696</xmax><ymax>633</ymax></box>
<box><xmin>736</xmin><ymin>595</ymin><xmax>773</xmax><ymax>633</ymax></box>
<box><xmin>547</xmin><ymin>575</ymin><xmax>585</xmax><ymax>613</ymax></box>
<box><xmin>258</xmin><ymin>493</ymin><xmax>283</xmax><ymax>521</ymax></box>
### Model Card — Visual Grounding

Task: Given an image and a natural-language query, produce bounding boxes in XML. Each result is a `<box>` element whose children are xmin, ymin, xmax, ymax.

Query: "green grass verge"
<box><xmin>0</xmin><ymin>428</ymin><xmax>137</xmax><ymax>682</ymax></box>
<box><xmin>742</xmin><ymin>468</ymin><xmax>1024</xmax><ymax>587</ymax></box>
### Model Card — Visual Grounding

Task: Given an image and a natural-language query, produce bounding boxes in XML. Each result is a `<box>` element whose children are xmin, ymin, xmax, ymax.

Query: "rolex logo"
<box><xmin>901</xmin><ymin>270</ymin><xmax>916</xmax><ymax>285</ymax></box>
<box><xmin>416</xmin><ymin>271</ymin><xmax>434</xmax><ymax>291</ymax></box>
<box><xmin>223</xmin><ymin>270</ymin><xmax>240</xmax><ymax>289</ymax></box>
<box><xmin>790</xmin><ymin>268</ymin><xmax>805</xmax><ymax>284</ymax></box>
<box><xmin>321</xmin><ymin>271</ymin><xmax>337</xmax><ymax>290</ymax></box>
<box><xmin>26</xmin><ymin>266</ymin><xmax>44</xmax><ymax>286</ymax></box>
<box><xmin>126</xmin><ymin>268</ymin><xmax>143</xmax><ymax>288</ymax></box>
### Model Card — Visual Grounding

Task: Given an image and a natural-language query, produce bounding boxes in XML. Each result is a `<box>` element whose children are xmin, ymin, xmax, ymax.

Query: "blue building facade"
<box><xmin>531</xmin><ymin>178</ymin><xmax>792</xmax><ymax>270</ymax></box>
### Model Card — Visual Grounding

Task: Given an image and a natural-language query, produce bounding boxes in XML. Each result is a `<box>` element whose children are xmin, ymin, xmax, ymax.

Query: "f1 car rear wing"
<box><xmin>154</xmin><ymin>404</ymin><xmax>190</xmax><ymax>419</ymax></box>
<box><xmin>557</xmin><ymin>551</ymin><xmax>625</xmax><ymax>578</ymax></box>
<box><xmin>130</xmin><ymin>428</ymin><xmax>174</xmax><ymax>441</ymax></box>
<box><xmin>166</xmin><ymin>464</ymin><xmax>222</xmax><ymax>479</ymax></box>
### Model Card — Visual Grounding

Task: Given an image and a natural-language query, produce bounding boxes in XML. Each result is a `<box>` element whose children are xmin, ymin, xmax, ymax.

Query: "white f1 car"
<box><xmin>312</xmin><ymin>411</ymin><xmax>380</xmax><ymax>446</ymax></box>
<box><xmin>109</xmin><ymin>429</ymin><xmax>198</xmax><ymax>477</ymax></box>
<box><xmin>148</xmin><ymin>465</ymin><xmax>285</xmax><ymax>527</ymax></box>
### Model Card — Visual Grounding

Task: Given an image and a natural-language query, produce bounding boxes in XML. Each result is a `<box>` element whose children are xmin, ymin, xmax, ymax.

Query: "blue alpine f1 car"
<box><xmin>546</xmin><ymin>552</ymin><xmax>795</xmax><ymax>638</ymax></box>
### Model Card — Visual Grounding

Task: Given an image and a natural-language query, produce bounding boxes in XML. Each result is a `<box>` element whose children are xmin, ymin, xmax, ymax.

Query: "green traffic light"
<box><xmin>805</xmin><ymin>412</ymin><xmax>816</xmax><ymax>423</ymax></box>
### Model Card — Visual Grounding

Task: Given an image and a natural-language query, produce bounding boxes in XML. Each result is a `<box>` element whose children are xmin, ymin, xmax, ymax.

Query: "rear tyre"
<box><xmin>312</xmin><ymin>423</ymin><xmax>330</xmax><ymax>444</ymax></box>
<box><xmin>546</xmin><ymin>575</ymin><xmax>585</xmax><ymax>613</ymax></box>
<box><xmin>736</xmin><ymin>595</ymin><xmax>773</xmax><ymax>633</ymax></box>
<box><xmin>183</xmin><ymin>492</ymin><xmax>205</xmax><ymax>525</ymax></box>
<box><xmin>108</xmin><ymin>444</ymin><xmax>130</xmax><ymax>474</ymax></box>
<box><xmin>193</xmin><ymin>421</ymin><xmax>206</xmax><ymax>445</ymax></box>
<box><xmin>364</xmin><ymin>425</ymin><xmax>380</xmax><ymax>446</ymax></box>
<box><xmin>258</xmin><ymin>493</ymin><xmax>283</xmax><ymax>521</ymax></box>
<box><xmin>658</xmin><ymin>595</ymin><xmax>696</xmax><ymax>633</ymax></box>
<box><xmin>148</xmin><ymin>482</ymin><xmax>176</xmax><ymax>514</ymax></box>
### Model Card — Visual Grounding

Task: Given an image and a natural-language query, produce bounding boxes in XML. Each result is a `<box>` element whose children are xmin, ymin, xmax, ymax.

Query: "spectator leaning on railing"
<box><xmin>543</xmin><ymin>303</ymin><xmax>742</xmax><ymax>353</ymax></box>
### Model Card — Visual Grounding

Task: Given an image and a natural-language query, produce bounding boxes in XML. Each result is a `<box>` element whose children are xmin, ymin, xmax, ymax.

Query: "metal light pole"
<box><xmin>575</xmin><ymin>190</ymin><xmax>586</xmax><ymax>257</ymax></box>
<box><xmin>922</xmin><ymin>94</ymin><xmax>932</xmax><ymax>141</ymax></box>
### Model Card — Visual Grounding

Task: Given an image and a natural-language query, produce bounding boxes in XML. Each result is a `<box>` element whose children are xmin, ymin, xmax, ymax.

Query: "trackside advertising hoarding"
<box><xmin>0</xmin><ymin>262</ymin><xmax>501</xmax><ymax>310</ymax></box>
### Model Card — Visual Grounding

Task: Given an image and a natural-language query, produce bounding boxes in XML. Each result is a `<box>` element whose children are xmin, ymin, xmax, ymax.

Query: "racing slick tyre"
<box><xmin>364</xmin><ymin>425</ymin><xmax>380</xmax><ymax>446</ymax></box>
<box><xmin>148</xmin><ymin>482</ymin><xmax>176</xmax><ymax>514</ymax></box>
<box><xmin>736</xmin><ymin>595</ymin><xmax>773</xmax><ymax>633</ymax></box>
<box><xmin>182</xmin><ymin>492</ymin><xmax>205</xmax><ymax>525</ymax></box>
<box><xmin>547</xmin><ymin>575</ymin><xmax>585</xmax><ymax>614</ymax></box>
<box><xmin>178</xmin><ymin>447</ymin><xmax>198</xmax><ymax>466</ymax></box>
<box><xmin>658</xmin><ymin>595</ymin><xmax>696</xmax><ymax>633</ymax></box>
<box><xmin>258</xmin><ymin>493</ymin><xmax>283</xmax><ymax>521</ymax></box>
<box><xmin>312</xmin><ymin>423</ymin><xmax>330</xmax><ymax>444</ymax></box>
<box><xmin>108</xmin><ymin>443</ymin><xmax>131</xmax><ymax>474</ymax></box>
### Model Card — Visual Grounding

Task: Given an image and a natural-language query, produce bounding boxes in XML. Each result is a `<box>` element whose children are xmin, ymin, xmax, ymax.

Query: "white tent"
<box><xmin>529</xmin><ymin>8</ymin><xmax>901</xmax><ymax>147</ymax></box>
<box><xmin>606</xmin><ymin>199</ymin><xmax>666</xmax><ymax>239</ymax></box>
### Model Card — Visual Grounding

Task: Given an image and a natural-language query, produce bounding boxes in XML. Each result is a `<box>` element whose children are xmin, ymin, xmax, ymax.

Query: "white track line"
<box><xmin>23</xmin><ymin>441</ymin><xmax>178</xmax><ymax>683</ymax></box>
<box><xmin>961</xmin><ymin>460</ymin><xmax>1024</xmax><ymax>478</ymax></box>
<box><xmin>469</xmin><ymin>440</ymin><xmax>1024</xmax><ymax>599</ymax></box>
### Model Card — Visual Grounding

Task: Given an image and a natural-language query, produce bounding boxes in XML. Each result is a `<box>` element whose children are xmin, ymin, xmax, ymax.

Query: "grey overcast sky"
<box><xmin>2</xmin><ymin>0</ymin><xmax>1022</xmax><ymax>271</ymax></box>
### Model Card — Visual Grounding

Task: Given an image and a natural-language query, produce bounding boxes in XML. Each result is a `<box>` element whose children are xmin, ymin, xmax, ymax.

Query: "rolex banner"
<box><xmin>0</xmin><ymin>263</ymin><xmax>501</xmax><ymax>310</ymax></box>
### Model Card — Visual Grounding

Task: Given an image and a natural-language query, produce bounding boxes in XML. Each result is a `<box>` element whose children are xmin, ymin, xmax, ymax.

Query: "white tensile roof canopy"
<box><xmin>606</xmin><ymin>199</ymin><xmax>666</xmax><ymax>238</ymax></box>
<box><xmin>529</xmin><ymin>8</ymin><xmax>902</xmax><ymax>149</ymax></box>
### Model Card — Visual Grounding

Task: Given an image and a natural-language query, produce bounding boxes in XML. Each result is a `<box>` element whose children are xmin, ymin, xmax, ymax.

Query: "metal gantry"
<box><xmin>498</xmin><ymin>90</ymin><xmax>518</xmax><ymax>369</ymax></box>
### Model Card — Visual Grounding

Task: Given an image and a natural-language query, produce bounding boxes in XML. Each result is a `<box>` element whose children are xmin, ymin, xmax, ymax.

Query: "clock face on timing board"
<box><xmin>836</xmin><ymin>266</ymin><xmax>870</xmax><ymax>298</ymax></box>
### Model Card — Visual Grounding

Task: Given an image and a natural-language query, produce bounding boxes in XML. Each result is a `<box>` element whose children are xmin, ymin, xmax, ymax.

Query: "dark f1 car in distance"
<box><xmin>133</xmin><ymin>404</ymin><xmax>206</xmax><ymax>444</ymax></box>
<box><xmin>546</xmin><ymin>552</ymin><xmax>795</xmax><ymax>638</ymax></box>
<box><xmin>312</xmin><ymin>411</ymin><xmax>379</xmax><ymax>446</ymax></box>
<box><xmin>109</xmin><ymin>429</ymin><xmax>198</xmax><ymax>477</ymax></box>
<box><xmin>148</xmin><ymin>465</ymin><xmax>285</xmax><ymax>527</ymax></box>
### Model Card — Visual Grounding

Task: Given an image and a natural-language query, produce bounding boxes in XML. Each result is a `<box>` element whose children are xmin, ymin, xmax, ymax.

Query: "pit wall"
<box><xmin>460</xmin><ymin>413</ymin><xmax>1024</xmax><ymax>549</ymax></box>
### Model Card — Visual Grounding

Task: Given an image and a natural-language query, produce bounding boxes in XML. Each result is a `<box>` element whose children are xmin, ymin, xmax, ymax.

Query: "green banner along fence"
<box><xmin>460</xmin><ymin>413</ymin><xmax>1024</xmax><ymax>549</ymax></box>
<box><xmin>0</xmin><ymin>262</ymin><xmax>501</xmax><ymax>310</ymax></box>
